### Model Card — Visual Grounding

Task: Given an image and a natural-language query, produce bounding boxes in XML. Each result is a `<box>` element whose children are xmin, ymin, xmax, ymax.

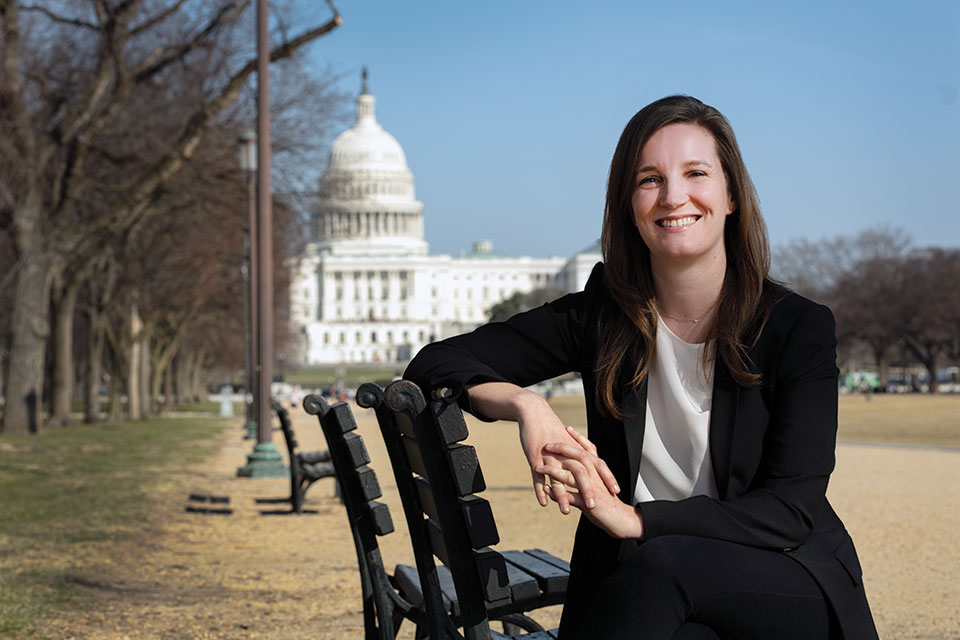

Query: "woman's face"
<box><xmin>631</xmin><ymin>122</ymin><xmax>734</xmax><ymax>268</ymax></box>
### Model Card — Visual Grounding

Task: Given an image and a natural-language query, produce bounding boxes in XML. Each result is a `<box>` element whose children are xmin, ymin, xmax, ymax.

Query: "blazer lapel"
<box><xmin>709</xmin><ymin>361</ymin><xmax>739</xmax><ymax>500</ymax></box>
<box><xmin>621</xmin><ymin>381</ymin><xmax>647</xmax><ymax>505</ymax></box>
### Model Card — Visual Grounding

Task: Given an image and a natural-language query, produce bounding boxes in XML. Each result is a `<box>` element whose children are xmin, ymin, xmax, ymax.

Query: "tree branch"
<box><xmin>86</xmin><ymin>9</ymin><xmax>342</xmax><ymax>238</ymax></box>
<box><xmin>1</xmin><ymin>0</ymin><xmax>37</xmax><ymax>162</ymax></box>
<box><xmin>19</xmin><ymin>3</ymin><xmax>98</xmax><ymax>31</ymax></box>
<box><xmin>130</xmin><ymin>0</ymin><xmax>190</xmax><ymax>36</ymax></box>
<box><xmin>132</xmin><ymin>1</ymin><xmax>246</xmax><ymax>83</ymax></box>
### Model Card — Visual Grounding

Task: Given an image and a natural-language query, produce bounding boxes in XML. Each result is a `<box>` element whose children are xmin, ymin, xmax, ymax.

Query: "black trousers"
<box><xmin>573</xmin><ymin>535</ymin><xmax>834</xmax><ymax>640</ymax></box>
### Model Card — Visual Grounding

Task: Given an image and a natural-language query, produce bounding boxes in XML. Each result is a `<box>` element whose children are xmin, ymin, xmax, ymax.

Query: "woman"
<box><xmin>404</xmin><ymin>95</ymin><xmax>877</xmax><ymax>639</ymax></box>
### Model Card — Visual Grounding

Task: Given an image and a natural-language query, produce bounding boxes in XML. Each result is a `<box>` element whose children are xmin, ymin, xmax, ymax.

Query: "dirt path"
<box><xmin>36</xmin><ymin>405</ymin><xmax>960</xmax><ymax>639</ymax></box>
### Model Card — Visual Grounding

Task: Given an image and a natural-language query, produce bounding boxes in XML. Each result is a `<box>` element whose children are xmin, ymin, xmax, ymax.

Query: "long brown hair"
<box><xmin>597</xmin><ymin>95</ymin><xmax>772</xmax><ymax>419</ymax></box>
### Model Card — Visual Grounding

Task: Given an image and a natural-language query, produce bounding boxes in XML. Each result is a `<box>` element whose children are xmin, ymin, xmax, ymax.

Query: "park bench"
<box><xmin>355</xmin><ymin>380</ymin><xmax>568</xmax><ymax>640</ymax></box>
<box><xmin>273</xmin><ymin>402</ymin><xmax>335</xmax><ymax>513</ymax></box>
<box><xmin>303</xmin><ymin>391</ymin><xmax>564</xmax><ymax>640</ymax></box>
<box><xmin>303</xmin><ymin>394</ymin><xmax>417</xmax><ymax>638</ymax></box>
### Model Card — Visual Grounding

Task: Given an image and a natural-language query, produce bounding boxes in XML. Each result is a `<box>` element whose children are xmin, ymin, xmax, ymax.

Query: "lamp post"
<box><xmin>237</xmin><ymin>0</ymin><xmax>286</xmax><ymax>478</ymax></box>
<box><xmin>238</xmin><ymin>129</ymin><xmax>258</xmax><ymax>440</ymax></box>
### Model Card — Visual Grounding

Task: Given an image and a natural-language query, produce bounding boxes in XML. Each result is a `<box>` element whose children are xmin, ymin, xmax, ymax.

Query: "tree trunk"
<box><xmin>870</xmin><ymin>342</ymin><xmax>889</xmax><ymax>391</ymax></box>
<box><xmin>163</xmin><ymin>361</ymin><xmax>175</xmax><ymax>413</ymax></box>
<box><xmin>924</xmin><ymin>354</ymin><xmax>938</xmax><ymax>395</ymax></box>
<box><xmin>50</xmin><ymin>279</ymin><xmax>82</xmax><ymax>426</ymax></box>
<box><xmin>127</xmin><ymin>306</ymin><xmax>142</xmax><ymax>420</ymax></box>
<box><xmin>905</xmin><ymin>338</ymin><xmax>941</xmax><ymax>395</ymax></box>
<box><xmin>176</xmin><ymin>351</ymin><xmax>192</xmax><ymax>406</ymax></box>
<box><xmin>2</xmin><ymin>251</ymin><xmax>54</xmax><ymax>434</ymax></box>
<box><xmin>109</xmin><ymin>367</ymin><xmax>123</xmax><ymax>421</ymax></box>
<box><xmin>84</xmin><ymin>311</ymin><xmax>106</xmax><ymax>424</ymax></box>
<box><xmin>139</xmin><ymin>323</ymin><xmax>153</xmax><ymax>417</ymax></box>
<box><xmin>151</xmin><ymin>340</ymin><xmax>181</xmax><ymax>415</ymax></box>
<box><xmin>191</xmin><ymin>349</ymin><xmax>207</xmax><ymax>403</ymax></box>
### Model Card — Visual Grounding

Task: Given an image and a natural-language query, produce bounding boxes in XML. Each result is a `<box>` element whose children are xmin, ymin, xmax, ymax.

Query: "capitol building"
<box><xmin>289</xmin><ymin>76</ymin><xmax>599</xmax><ymax>365</ymax></box>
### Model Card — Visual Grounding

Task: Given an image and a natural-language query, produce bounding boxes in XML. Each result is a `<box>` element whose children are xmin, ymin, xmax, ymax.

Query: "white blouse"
<box><xmin>632</xmin><ymin>315</ymin><xmax>719</xmax><ymax>504</ymax></box>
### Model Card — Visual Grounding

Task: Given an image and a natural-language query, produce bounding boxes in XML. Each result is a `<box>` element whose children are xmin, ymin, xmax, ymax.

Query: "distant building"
<box><xmin>289</xmin><ymin>73</ymin><xmax>600</xmax><ymax>365</ymax></box>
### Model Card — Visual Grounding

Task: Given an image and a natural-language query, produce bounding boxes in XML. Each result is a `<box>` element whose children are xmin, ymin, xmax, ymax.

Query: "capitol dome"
<box><xmin>328</xmin><ymin>96</ymin><xmax>408</xmax><ymax>172</ymax></box>
<box><xmin>315</xmin><ymin>70</ymin><xmax>426</xmax><ymax>255</ymax></box>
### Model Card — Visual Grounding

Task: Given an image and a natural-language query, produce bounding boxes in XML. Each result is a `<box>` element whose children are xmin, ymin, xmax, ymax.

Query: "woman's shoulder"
<box><xmin>762</xmin><ymin>280</ymin><xmax>835</xmax><ymax>326</ymax></box>
<box><xmin>753</xmin><ymin>280</ymin><xmax>837</xmax><ymax>363</ymax></box>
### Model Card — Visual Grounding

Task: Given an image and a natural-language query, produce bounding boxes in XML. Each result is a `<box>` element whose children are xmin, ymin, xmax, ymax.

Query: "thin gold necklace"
<box><xmin>658</xmin><ymin>301</ymin><xmax>718</xmax><ymax>325</ymax></box>
<box><xmin>660</xmin><ymin>312</ymin><xmax>703</xmax><ymax>324</ymax></box>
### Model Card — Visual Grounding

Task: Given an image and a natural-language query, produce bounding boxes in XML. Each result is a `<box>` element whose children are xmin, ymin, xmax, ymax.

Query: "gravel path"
<box><xmin>36</xmin><ymin>405</ymin><xmax>960</xmax><ymax>639</ymax></box>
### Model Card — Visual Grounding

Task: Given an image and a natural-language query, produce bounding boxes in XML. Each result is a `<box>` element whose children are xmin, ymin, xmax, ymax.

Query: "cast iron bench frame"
<box><xmin>274</xmin><ymin>401</ymin><xmax>335</xmax><ymax>513</ymax></box>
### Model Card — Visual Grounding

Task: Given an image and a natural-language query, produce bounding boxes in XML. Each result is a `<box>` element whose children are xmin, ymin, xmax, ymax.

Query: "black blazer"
<box><xmin>405</xmin><ymin>263</ymin><xmax>877</xmax><ymax>640</ymax></box>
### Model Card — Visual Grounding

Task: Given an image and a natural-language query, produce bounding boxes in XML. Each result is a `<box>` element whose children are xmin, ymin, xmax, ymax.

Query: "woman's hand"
<box><xmin>466</xmin><ymin>382</ymin><xmax>619</xmax><ymax>513</ymax></box>
<box><xmin>515</xmin><ymin>393</ymin><xmax>619</xmax><ymax>514</ymax></box>
<box><xmin>538</xmin><ymin>427</ymin><xmax>644</xmax><ymax>540</ymax></box>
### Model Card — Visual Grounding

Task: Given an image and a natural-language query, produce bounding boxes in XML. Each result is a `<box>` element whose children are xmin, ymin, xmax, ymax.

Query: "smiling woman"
<box><xmin>631</xmin><ymin>123</ymin><xmax>734</xmax><ymax>270</ymax></box>
<box><xmin>404</xmin><ymin>95</ymin><xmax>878</xmax><ymax>640</ymax></box>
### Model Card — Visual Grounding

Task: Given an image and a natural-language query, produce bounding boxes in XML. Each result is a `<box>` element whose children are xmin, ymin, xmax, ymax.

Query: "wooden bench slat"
<box><xmin>394</xmin><ymin>563</ymin><xmax>455</xmax><ymax>613</ymax></box>
<box><xmin>524</xmin><ymin>548</ymin><xmax>570</xmax><ymax>573</ymax></box>
<box><xmin>427</xmin><ymin>518</ymin><xmax>449</xmax><ymax>566</ymax></box>
<box><xmin>447</xmin><ymin>443</ymin><xmax>486</xmax><ymax>495</ymax></box>
<box><xmin>414</xmin><ymin>476</ymin><xmax>438</xmax><ymax>521</ymax></box>
<box><xmin>343</xmin><ymin>432</ymin><xmax>371</xmax><ymax>468</ymax></box>
<box><xmin>357</xmin><ymin>466</ymin><xmax>383</xmax><ymax>501</ymax></box>
<box><xmin>501</xmin><ymin>561</ymin><xmax>542</xmax><ymax>606</ymax></box>
<box><xmin>402</xmin><ymin>435</ymin><xmax>428</xmax><ymax>479</ymax></box>
<box><xmin>435</xmin><ymin>563</ymin><xmax>462</xmax><ymax>616</ymax></box>
<box><xmin>430</xmin><ymin>401</ymin><xmax>469</xmax><ymax>445</ymax></box>
<box><xmin>299</xmin><ymin>461</ymin><xmax>334</xmax><ymax>481</ymax></box>
<box><xmin>368</xmin><ymin>500</ymin><xmax>394</xmax><ymax>536</ymax></box>
<box><xmin>501</xmin><ymin>550</ymin><xmax>568</xmax><ymax>595</ymax></box>
<box><xmin>399</xmin><ymin>554</ymin><xmax>541</xmax><ymax>616</ymax></box>
<box><xmin>299</xmin><ymin>449</ymin><xmax>331</xmax><ymax>464</ymax></box>
<box><xmin>460</xmin><ymin>495</ymin><xmax>499</xmax><ymax>549</ymax></box>
<box><xmin>423</xmin><ymin>494</ymin><xmax>498</xmax><ymax>552</ymax></box>
<box><xmin>396</xmin><ymin>410</ymin><xmax>417</xmax><ymax>439</ymax></box>
<box><xmin>393</xmin><ymin>563</ymin><xmax>424</xmax><ymax>608</ymax></box>
<box><xmin>475</xmin><ymin>548</ymin><xmax>512</xmax><ymax>603</ymax></box>
<box><xmin>427</xmin><ymin>524</ymin><xmax>512</xmax><ymax>605</ymax></box>
<box><xmin>330</xmin><ymin>403</ymin><xmax>358</xmax><ymax>433</ymax></box>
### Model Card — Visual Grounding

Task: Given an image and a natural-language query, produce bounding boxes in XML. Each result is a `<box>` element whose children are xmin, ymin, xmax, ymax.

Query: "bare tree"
<box><xmin>772</xmin><ymin>226</ymin><xmax>912</xmax><ymax>300</ymax></box>
<box><xmin>895</xmin><ymin>248</ymin><xmax>960</xmax><ymax>393</ymax></box>
<box><xmin>830</xmin><ymin>255</ymin><xmax>904</xmax><ymax>388</ymax></box>
<box><xmin>0</xmin><ymin>0</ymin><xmax>341</xmax><ymax>434</ymax></box>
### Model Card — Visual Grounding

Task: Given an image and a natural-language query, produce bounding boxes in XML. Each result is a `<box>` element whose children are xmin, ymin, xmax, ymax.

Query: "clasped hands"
<box><xmin>521</xmin><ymin>411</ymin><xmax>644</xmax><ymax>541</ymax></box>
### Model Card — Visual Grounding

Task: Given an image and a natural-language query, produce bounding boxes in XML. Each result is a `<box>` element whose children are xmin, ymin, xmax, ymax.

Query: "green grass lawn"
<box><xmin>0</xmin><ymin>416</ymin><xmax>225</xmax><ymax>637</ymax></box>
<box><xmin>548</xmin><ymin>393</ymin><xmax>960</xmax><ymax>448</ymax></box>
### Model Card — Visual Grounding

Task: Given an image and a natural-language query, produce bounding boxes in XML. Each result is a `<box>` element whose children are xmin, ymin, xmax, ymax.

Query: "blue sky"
<box><xmin>304</xmin><ymin>1</ymin><xmax>958</xmax><ymax>259</ymax></box>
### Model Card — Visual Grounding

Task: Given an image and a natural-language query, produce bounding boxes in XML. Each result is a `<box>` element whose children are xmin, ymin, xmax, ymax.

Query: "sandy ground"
<box><xmin>35</xmin><ymin>403</ymin><xmax>960</xmax><ymax>639</ymax></box>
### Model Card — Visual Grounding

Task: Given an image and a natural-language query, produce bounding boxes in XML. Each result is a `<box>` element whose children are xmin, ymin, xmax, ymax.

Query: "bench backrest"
<box><xmin>302</xmin><ymin>394</ymin><xmax>398</xmax><ymax>640</ymax></box>
<box><xmin>275</xmin><ymin>401</ymin><xmax>299</xmax><ymax>456</ymax></box>
<box><xmin>357</xmin><ymin>380</ymin><xmax>511</xmax><ymax>640</ymax></box>
<box><xmin>273</xmin><ymin>402</ymin><xmax>304</xmax><ymax>511</ymax></box>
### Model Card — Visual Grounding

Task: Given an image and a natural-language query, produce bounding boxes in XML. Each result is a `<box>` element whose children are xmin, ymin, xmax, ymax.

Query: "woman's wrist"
<box><xmin>611</xmin><ymin>503</ymin><xmax>646</xmax><ymax>540</ymax></box>
<box><xmin>510</xmin><ymin>388</ymin><xmax>551</xmax><ymax>423</ymax></box>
